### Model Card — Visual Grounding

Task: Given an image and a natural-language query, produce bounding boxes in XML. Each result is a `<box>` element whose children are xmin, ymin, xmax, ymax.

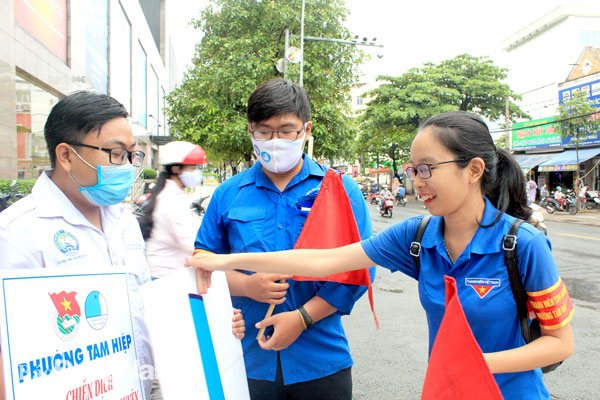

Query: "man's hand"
<box><xmin>244</xmin><ymin>273</ymin><xmax>291</xmax><ymax>305</ymax></box>
<box><xmin>255</xmin><ymin>310</ymin><xmax>305</xmax><ymax>351</ymax></box>
<box><xmin>232</xmin><ymin>308</ymin><xmax>245</xmax><ymax>339</ymax></box>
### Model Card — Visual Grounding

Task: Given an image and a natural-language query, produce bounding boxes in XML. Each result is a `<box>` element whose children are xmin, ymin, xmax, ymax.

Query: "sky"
<box><xmin>170</xmin><ymin>0</ymin><xmax>595</xmax><ymax>82</ymax></box>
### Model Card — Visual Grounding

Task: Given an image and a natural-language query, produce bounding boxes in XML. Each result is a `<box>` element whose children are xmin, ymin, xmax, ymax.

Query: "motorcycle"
<box><xmin>379</xmin><ymin>196</ymin><xmax>394</xmax><ymax>218</ymax></box>
<box><xmin>584</xmin><ymin>190</ymin><xmax>600</xmax><ymax>210</ymax></box>
<box><xmin>369</xmin><ymin>192</ymin><xmax>379</xmax><ymax>205</ymax></box>
<box><xmin>191</xmin><ymin>196</ymin><xmax>210</xmax><ymax>216</ymax></box>
<box><xmin>131</xmin><ymin>192</ymin><xmax>152</xmax><ymax>218</ymax></box>
<box><xmin>539</xmin><ymin>194</ymin><xmax>577</xmax><ymax>215</ymax></box>
<box><xmin>395</xmin><ymin>194</ymin><xmax>407</xmax><ymax>207</ymax></box>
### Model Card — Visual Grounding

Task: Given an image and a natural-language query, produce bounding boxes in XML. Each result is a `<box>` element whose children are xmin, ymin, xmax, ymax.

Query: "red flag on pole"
<box><xmin>421</xmin><ymin>276</ymin><xmax>502</xmax><ymax>400</ymax></box>
<box><xmin>292</xmin><ymin>169</ymin><xmax>378</xmax><ymax>327</ymax></box>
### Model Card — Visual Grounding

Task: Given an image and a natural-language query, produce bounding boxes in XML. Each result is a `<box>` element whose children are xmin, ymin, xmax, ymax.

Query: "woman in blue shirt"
<box><xmin>189</xmin><ymin>111</ymin><xmax>574</xmax><ymax>399</ymax></box>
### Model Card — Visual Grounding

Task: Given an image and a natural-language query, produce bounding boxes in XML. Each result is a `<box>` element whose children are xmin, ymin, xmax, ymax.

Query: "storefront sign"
<box><xmin>0</xmin><ymin>269</ymin><xmax>145</xmax><ymax>400</ymax></box>
<box><xmin>512</xmin><ymin>117</ymin><xmax>562</xmax><ymax>150</ymax></box>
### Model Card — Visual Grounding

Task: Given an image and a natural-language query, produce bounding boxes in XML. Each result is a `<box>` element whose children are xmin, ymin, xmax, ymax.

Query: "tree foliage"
<box><xmin>359</xmin><ymin>54</ymin><xmax>527</xmax><ymax>175</ymax></box>
<box><xmin>556</xmin><ymin>90</ymin><xmax>600</xmax><ymax>148</ymax></box>
<box><xmin>165</xmin><ymin>0</ymin><xmax>363</xmax><ymax>165</ymax></box>
<box><xmin>556</xmin><ymin>91</ymin><xmax>600</xmax><ymax>205</ymax></box>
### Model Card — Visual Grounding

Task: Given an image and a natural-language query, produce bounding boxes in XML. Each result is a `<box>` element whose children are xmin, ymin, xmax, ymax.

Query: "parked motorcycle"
<box><xmin>584</xmin><ymin>190</ymin><xmax>600</xmax><ymax>210</ymax></box>
<box><xmin>379</xmin><ymin>196</ymin><xmax>394</xmax><ymax>218</ymax></box>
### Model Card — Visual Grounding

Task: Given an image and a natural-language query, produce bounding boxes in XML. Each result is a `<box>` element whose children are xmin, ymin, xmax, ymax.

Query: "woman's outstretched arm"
<box><xmin>185</xmin><ymin>242</ymin><xmax>376</xmax><ymax>277</ymax></box>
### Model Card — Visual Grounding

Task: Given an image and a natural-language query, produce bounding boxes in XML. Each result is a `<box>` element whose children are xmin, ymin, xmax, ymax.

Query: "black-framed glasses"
<box><xmin>405</xmin><ymin>159</ymin><xmax>470</xmax><ymax>181</ymax></box>
<box><xmin>68</xmin><ymin>142</ymin><xmax>145</xmax><ymax>167</ymax></box>
<box><xmin>250</xmin><ymin>123</ymin><xmax>307</xmax><ymax>141</ymax></box>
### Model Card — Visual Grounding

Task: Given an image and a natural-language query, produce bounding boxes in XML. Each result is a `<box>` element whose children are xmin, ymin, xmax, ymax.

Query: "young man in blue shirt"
<box><xmin>194</xmin><ymin>79</ymin><xmax>374</xmax><ymax>399</ymax></box>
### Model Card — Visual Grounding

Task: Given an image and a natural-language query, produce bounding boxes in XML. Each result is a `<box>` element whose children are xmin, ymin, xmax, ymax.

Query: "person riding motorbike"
<box><xmin>554</xmin><ymin>186</ymin><xmax>567</xmax><ymax>211</ymax></box>
<box><xmin>379</xmin><ymin>185</ymin><xmax>392</xmax><ymax>212</ymax></box>
<box><xmin>395</xmin><ymin>184</ymin><xmax>406</xmax><ymax>205</ymax></box>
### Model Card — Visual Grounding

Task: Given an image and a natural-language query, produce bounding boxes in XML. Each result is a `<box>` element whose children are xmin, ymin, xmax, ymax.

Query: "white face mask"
<box><xmin>251</xmin><ymin>137</ymin><xmax>305</xmax><ymax>173</ymax></box>
<box><xmin>179</xmin><ymin>169</ymin><xmax>203</xmax><ymax>187</ymax></box>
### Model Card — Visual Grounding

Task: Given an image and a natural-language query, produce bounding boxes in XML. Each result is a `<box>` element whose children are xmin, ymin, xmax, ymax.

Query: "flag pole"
<box><xmin>256</xmin><ymin>279</ymin><xmax>286</xmax><ymax>341</ymax></box>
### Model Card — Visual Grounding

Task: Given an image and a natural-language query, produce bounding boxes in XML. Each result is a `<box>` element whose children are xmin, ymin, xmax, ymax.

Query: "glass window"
<box><xmin>148</xmin><ymin>66</ymin><xmax>159</xmax><ymax>135</ymax></box>
<box><xmin>133</xmin><ymin>40</ymin><xmax>147</xmax><ymax>129</ymax></box>
<box><xmin>15</xmin><ymin>76</ymin><xmax>59</xmax><ymax>179</ymax></box>
<box><xmin>110</xmin><ymin>1</ymin><xmax>131</xmax><ymax>111</ymax></box>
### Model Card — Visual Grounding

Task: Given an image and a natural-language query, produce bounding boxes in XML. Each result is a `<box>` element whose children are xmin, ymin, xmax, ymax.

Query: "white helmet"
<box><xmin>159</xmin><ymin>141</ymin><xmax>207</xmax><ymax>166</ymax></box>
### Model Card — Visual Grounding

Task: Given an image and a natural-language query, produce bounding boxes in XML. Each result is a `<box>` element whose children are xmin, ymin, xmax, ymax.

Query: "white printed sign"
<box><xmin>0</xmin><ymin>269</ymin><xmax>145</xmax><ymax>400</ymax></box>
<box><xmin>141</xmin><ymin>269</ymin><xmax>249</xmax><ymax>400</ymax></box>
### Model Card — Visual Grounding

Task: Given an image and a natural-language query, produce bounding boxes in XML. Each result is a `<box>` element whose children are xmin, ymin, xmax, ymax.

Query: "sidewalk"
<box><xmin>539</xmin><ymin>208</ymin><xmax>600</xmax><ymax>227</ymax></box>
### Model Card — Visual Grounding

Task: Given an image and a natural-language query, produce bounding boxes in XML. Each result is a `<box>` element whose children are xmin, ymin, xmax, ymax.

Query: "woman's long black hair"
<box><xmin>419</xmin><ymin>111</ymin><xmax>531</xmax><ymax>225</ymax></box>
<box><xmin>138</xmin><ymin>165</ymin><xmax>180</xmax><ymax>240</ymax></box>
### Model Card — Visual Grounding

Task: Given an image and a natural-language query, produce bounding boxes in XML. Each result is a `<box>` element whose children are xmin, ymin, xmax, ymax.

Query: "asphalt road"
<box><xmin>343</xmin><ymin>198</ymin><xmax>600</xmax><ymax>400</ymax></box>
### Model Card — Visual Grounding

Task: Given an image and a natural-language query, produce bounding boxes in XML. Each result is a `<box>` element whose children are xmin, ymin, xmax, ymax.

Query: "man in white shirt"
<box><xmin>0</xmin><ymin>91</ymin><xmax>154</xmax><ymax>397</ymax></box>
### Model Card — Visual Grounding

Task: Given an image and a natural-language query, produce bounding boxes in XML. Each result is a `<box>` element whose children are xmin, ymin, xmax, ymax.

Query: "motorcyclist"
<box><xmin>139</xmin><ymin>141</ymin><xmax>207</xmax><ymax>279</ymax></box>
<box><xmin>554</xmin><ymin>186</ymin><xmax>566</xmax><ymax>210</ymax></box>
<box><xmin>395</xmin><ymin>184</ymin><xmax>406</xmax><ymax>205</ymax></box>
<box><xmin>379</xmin><ymin>185</ymin><xmax>392</xmax><ymax>211</ymax></box>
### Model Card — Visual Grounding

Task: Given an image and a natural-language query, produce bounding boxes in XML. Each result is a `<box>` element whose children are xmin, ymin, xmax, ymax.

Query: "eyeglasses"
<box><xmin>68</xmin><ymin>142</ymin><xmax>145</xmax><ymax>167</ymax></box>
<box><xmin>404</xmin><ymin>159</ymin><xmax>469</xmax><ymax>181</ymax></box>
<box><xmin>250</xmin><ymin>123</ymin><xmax>307</xmax><ymax>141</ymax></box>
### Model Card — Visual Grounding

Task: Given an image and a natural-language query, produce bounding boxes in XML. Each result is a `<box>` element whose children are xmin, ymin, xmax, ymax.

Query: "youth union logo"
<box><xmin>49</xmin><ymin>291</ymin><xmax>81</xmax><ymax>340</ymax></box>
<box><xmin>54</xmin><ymin>230</ymin><xmax>79</xmax><ymax>256</ymax></box>
<box><xmin>85</xmin><ymin>291</ymin><xmax>108</xmax><ymax>330</ymax></box>
<box><xmin>261</xmin><ymin>151</ymin><xmax>271</xmax><ymax>162</ymax></box>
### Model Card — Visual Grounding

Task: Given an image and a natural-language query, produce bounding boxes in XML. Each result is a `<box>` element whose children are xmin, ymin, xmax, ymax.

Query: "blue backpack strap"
<box><xmin>410</xmin><ymin>215</ymin><xmax>431</xmax><ymax>272</ymax></box>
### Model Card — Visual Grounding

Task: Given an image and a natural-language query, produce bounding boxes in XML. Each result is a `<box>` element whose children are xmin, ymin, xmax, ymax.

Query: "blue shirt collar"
<box><xmin>238</xmin><ymin>153</ymin><xmax>326</xmax><ymax>191</ymax></box>
<box><xmin>421</xmin><ymin>197</ymin><xmax>505</xmax><ymax>256</ymax></box>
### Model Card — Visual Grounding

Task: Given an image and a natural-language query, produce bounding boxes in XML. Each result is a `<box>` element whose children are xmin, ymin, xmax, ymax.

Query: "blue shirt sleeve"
<box><xmin>314</xmin><ymin>175</ymin><xmax>375</xmax><ymax>315</ymax></box>
<box><xmin>194</xmin><ymin>186</ymin><xmax>229</xmax><ymax>254</ymax></box>
<box><xmin>514</xmin><ymin>224</ymin><xmax>560</xmax><ymax>292</ymax></box>
<box><xmin>361</xmin><ymin>216</ymin><xmax>425</xmax><ymax>280</ymax></box>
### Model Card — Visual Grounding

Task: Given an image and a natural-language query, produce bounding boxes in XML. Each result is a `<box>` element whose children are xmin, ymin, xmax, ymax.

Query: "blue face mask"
<box><xmin>70</xmin><ymin>147</ymin><xmax>136</xmax><ymax>206</ymax></box>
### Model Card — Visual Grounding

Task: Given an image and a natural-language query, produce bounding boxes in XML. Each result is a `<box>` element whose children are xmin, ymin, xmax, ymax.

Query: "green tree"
<box><xmin>166</xmin><ymin>0</ymin><xmax>363</xmax><ymax>168</ymax></box>
<box><xmin>359</xmin><ymin>54</ymin><xmax>527</xmax><ymax>176</ymax></box>
<box><xmin>556</xmin><ymin>91</ymin><xmax>600</xmax><ymax>208</ymax></box>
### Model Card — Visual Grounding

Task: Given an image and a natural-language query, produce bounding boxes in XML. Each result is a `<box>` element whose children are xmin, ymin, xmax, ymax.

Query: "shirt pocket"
<box><xmin>226</xmin><ymin>207</ymin><xmax>267</xmax><ymax>251</ymax></box>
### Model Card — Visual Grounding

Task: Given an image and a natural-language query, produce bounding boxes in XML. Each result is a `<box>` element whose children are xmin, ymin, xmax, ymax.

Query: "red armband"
<box><xmin>527</xmin><ymin>277</ymin><xmax>574</xmax><ymax>330</ymax></box>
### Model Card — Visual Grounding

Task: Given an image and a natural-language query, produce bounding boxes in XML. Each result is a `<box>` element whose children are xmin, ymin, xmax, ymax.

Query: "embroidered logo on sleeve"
<box><xmin>527</xmin><ymin>277</ymin><xmax>574</xmax><ymax>330</ymax></box>
<box><xmin>465</xmin><ymin>278</ymin><xmax>501</xmax><ymax>299</ymax></box>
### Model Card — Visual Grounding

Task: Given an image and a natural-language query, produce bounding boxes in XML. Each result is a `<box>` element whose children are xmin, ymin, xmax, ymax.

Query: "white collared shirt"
<box><xmin>0</xmin><ymin>171</ymin><xmax>153</xmax><ymax>396</ymax></box>
<box><xmin>145</xmin><ymin>179</ymin><xmax>201</xmax><ymax>278</ymax></box>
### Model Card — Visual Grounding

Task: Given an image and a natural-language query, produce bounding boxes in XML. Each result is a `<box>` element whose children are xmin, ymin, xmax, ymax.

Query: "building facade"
<box><xmin>502</xmin><ymin>5</ymin><xmax>600</xmax><ymax>192</ymax></box>
<box><xmin>0</xmin><ymin>0</ymin><xmax>174</xmax><ymax>180</ymax></box>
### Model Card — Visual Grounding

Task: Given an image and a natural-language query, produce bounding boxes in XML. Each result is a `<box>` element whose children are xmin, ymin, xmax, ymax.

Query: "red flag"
<box><xmin>292</xmin><ymin>169</ymin><xmax>378</xmax><ymax>327</ymax></box>
<box><xmin>49</xmin><ymin>291</ymin><xmax>81</xmax><ymax>319</ymax></box>
<box><xmin>421</xmin><ymin>276</ymin><xmax>502</xmax><ymax>400</ymax></box>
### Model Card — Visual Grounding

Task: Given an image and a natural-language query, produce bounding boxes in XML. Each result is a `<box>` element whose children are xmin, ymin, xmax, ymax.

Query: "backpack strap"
<box><xmin>503</xmin><ymin>219</ymin><xmax>532</xmax><ymax>343</ymax></box>
<box><xmin>410</xmin><ymin>215</ymin><xmax>431</xmax><ymax>272</ymax></box>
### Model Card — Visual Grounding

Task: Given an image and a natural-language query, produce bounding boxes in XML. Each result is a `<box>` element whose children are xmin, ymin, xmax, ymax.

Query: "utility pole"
<box><xmin>505</xmin><ymin>97</ymin><xmax>510</xmax><ymax>150</ymax></box>
<box><xmin>299</xmin><ymin>0</ymin><xmax>305</xmax><ymax>87</ymax></box>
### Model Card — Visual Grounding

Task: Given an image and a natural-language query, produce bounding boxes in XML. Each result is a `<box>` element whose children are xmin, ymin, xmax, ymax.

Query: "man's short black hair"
<box><xmin>44</xmin><ymin>91</ymin><xmax>129</xmax><ymax>167</ymax></box>
<box><xmin>247</xmin><ymin>79</ymin><xmax>311</xmax><ymax>124</ymax></box>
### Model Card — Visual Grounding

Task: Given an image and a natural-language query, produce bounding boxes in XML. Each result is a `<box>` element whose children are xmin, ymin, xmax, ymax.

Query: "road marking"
<box><xmin>556</xmin><ymin>233</ymin><xmax>600</xmax><ymax>241</ymax></box>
